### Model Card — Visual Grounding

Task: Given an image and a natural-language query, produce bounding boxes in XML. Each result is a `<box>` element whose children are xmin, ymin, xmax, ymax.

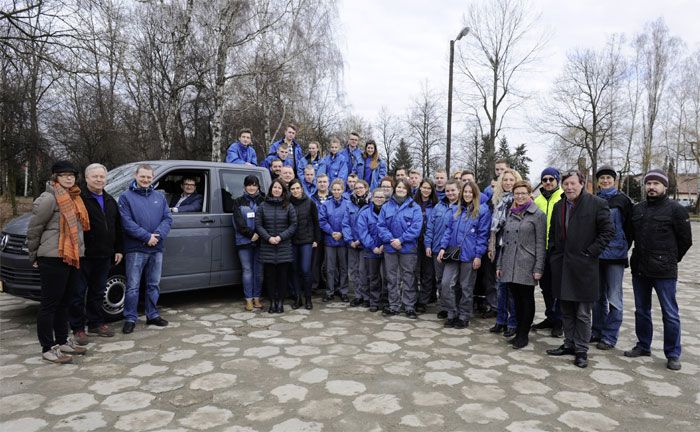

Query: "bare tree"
<box><xmin>635</xmin><ymin>18</ymin><xmax>682</xmax><ymax>173</ymax></box>
<box><xmin>405</xmin><ymin>82</ymin><xmax>445</xmax><ymax>177</ymax></box>
<box><xmin>373</xmin><ymin>106</ymin><xmax>399</xmax><ymax>168</ymax></box>
<box><xmin>455</xmin><ymin>0</ymin><xmax>547</xmax><ymax>179</ymax></box>
<box><xmin>538</xmin><ymin>42</ymin><xmax>625</xmax><ymax>191</ymax></box>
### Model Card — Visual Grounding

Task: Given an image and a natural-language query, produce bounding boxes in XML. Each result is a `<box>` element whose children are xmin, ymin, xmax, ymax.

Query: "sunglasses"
<box><xmin>541</xmin><ymin>177</ymin><xmax>556</xmax><ymax>183</ymax></box>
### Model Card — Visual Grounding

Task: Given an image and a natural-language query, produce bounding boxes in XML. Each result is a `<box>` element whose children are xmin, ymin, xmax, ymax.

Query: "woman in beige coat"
<box><xmin>27</xmin><ymin>161</ymin><xmax>90</xmax><ymax>363</ymax></box>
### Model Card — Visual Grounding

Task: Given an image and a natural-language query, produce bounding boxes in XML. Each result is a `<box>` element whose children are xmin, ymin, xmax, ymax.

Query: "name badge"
<box><xmin>247</xmin><ymin>212</ymin><xmax>255</xmax><ymax>218</ymax></box>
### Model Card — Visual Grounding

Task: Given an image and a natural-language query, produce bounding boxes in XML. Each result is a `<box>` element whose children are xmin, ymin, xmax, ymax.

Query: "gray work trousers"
<box><xmin>325</xmin><ymin>246</ymin><xmax>348</xmax><ymax>296</ymax></box>
<box><xmin>440</xmin><ymin>261</ymin><xmax>478</xmax><ymax>320</ymax></box>
<box><xmin>384</xmin><ymin>253</ymin><xmax>418</xmax><ymax>312</ymax></box>
<box><xmin>560</xmin><ymin>300</ymin><xmax>593</xmax><ymax>353</ymax></box>
<box><xmin>347</xmin><ymin>247</ymin><xmax>368</xmax><ymax>300</ymax></box>
<box><xmin>364</xmin><ymin>253</ymin><xmax>383</xmax><ymax>307</ymax></box>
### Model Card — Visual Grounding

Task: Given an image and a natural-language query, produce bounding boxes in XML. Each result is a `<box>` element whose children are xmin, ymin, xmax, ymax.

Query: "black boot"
<box><xmin>268</xmin><ymin>301</ymin><xmax>275</xmax><ymax>314</ymax></box>
<box><xmin>275</xmin><ymin>299</ymin><xmax>283</xmax><ymax>313</ymax></box>
<box><xmin>305</xmin><ymin>297</ymin><xmax>313</xmax><ymax>310</ymax></box>
<box><xmin>292</xmin><ymin>295</ymin><xmax>303</xmax><ymax>310</ymax></box>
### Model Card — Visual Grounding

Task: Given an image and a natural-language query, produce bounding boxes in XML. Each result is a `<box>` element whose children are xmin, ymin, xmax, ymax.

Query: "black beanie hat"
<box><xmin>595</xmin><ymin>165</ymin><xmax>617</xmax><ymax>180</ymax></box>
<box><xmin>51</xmin><ymin>160</ymin><xmax>79</xmax><ymax>175</ymax></box>
<box><xmin>244</xmin><ymin>175</ymin><xmax>260</xmax><ymax>187</ymax></box>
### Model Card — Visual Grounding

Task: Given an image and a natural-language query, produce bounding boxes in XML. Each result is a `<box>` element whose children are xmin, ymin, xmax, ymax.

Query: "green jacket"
<box><xmin>534</xmin><ymin>187</ymin><xmax>563</xmax><ymax>248</ymax></box>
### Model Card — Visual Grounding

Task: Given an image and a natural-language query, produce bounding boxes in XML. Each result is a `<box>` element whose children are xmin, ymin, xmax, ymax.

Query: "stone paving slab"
<box><xmin>1</xmin><ymin>225</ymin><xmax>699</xmax><ymax>432</ymax></box>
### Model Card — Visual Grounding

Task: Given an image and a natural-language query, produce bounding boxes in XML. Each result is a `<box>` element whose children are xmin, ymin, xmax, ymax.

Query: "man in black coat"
<box><xmin>623</xmin><ymin>169</ymin><xmax>692</xmax><ymax>371</ymax></box>
<box><xmin>545</xmin><ymin>171</ymin><xmax>614</xmax><ymax>368</ymax></box>
<box><xmin>68</xmin><ymin>163</ymin><xmax>123</xmax><ymax>344</ymax></box>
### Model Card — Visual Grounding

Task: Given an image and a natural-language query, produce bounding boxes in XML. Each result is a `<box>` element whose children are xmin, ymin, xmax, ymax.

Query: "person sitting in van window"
<box><xmin>170</xmin><ymin>178</ymin><xmax>203</xmax><ymax>213</ymax></box>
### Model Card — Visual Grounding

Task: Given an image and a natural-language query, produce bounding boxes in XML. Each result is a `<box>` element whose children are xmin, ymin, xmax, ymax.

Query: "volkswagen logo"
<box><xmin>0</xmin><ymin>234</ymin><xmax>8</xmax><ymax>251</ymax></box>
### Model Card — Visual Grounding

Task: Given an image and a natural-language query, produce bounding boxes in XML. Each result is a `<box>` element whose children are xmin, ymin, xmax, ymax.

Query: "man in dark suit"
<box><xmin>545</xmin><ymin>170</ymin><xmax>614</xmax><ymax>368</ymax></box>
<box><xmin>170</xmin><ymin>177</ymin><xmax>203</xmax><ymax>213</ymax></box>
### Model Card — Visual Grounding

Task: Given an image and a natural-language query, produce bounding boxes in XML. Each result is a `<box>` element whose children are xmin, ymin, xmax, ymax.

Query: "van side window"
<box><xmin>220</xmin><ymin>170</ymin><xmax>262</xmax><ymax>213</ymax></box>
<box><xmin>157</xmin><ymin>170</ymin><xmax>208</xmax><ymax>213</ymax></box>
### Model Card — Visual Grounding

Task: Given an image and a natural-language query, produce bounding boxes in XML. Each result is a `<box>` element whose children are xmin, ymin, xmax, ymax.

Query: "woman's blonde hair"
<box><xmin>491</xmin><ymin>168</ymin><xmax>523</xmax><ymax>205</ymax></box>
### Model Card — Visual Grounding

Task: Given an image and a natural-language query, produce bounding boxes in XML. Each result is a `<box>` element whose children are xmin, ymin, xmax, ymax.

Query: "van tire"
<box><xmin>103</xmin><ymin>274</ymin><xmax>126</xmax><ymax>321</ymax></box>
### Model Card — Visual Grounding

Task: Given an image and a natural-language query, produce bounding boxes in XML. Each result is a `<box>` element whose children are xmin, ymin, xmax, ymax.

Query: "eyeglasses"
<box><xmin>541</xmin><ymin>177</ymin><xmax>556</xmax><ymax>183</ymax></box>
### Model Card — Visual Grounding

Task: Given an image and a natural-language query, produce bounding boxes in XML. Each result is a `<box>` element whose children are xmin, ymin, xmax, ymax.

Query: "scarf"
<box><xmin>540</xmin><ymin>186</ymin><xmax>559</xmax><ymax>200</ymax></box>
<box><xmin>52</xmin><ymin>181</ymin><xmax>90</xmax><ymax>268</ymax></box>
<box><xmin>351</xmin><ymin>192</ymin><xmax>369</xmax><ymax>207</ymax></box>
<box><xmin>393</xmin><ymin>195</ymin><xmax>407</xmax><ymax>206</ymax></box>
<box><xmin>597</xmin><ymin>187</ymin><xmax>618</xmax><ymax>200</ymax></box>
<box><xmin>510</xmin><ymin>199</ymin><xmax>533</xmax><ymax>215</ymax></box>
<box><xmin>373</xmin><ymin>203</ymin><xmax>382</xmax><ymax>214</ymax></box>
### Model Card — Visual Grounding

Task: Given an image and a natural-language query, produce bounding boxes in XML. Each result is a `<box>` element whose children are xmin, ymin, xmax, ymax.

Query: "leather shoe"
<box><xmin>122</xmin><ymin>321</ymin><xmax>135</xmax><ymax>334</ymax></box>
<box><xmin>623</xmin><ymin>346</ymin><xmax>651</xmax><ymax>358</ymax></box>
<box><xmin>350</xmin><ymin>298</ymin><xmax>364</xmax><ymax>307</ymax></box>
<box><xmin>405</xmin><ymin>310</ymin><xmax>418</xmax><ymax>319</ymax></box>
<box><xmin>437</xmin><ymin>310</ymin><xmax>448</xmax><ymax>319</ymax></box>
<box><xmin>453</xmin><ymin>319</ymin><xmax>466</xmax><ymax>329</ymax></box>
<box><xmin>667</xmin><ymin>358</ymin><xmax>681</xmax><ymax>371</ymax></box>
<box><xmin>489</xmin><ymin>324</ymin><xmax>506</xmax><ymax>333</ymax></box>
<box><xmin>305</xmin><ymin>297</ymin><xmax>313</xmax><ymax>310</ymax></box>
<box><xmin>546</xmin><ymin>344</ymin><xmax>575</xmax><ymax>356</ymax></box>
<box><xmin>444</xmin><ymin>318</ymin><xmax>455</xmax><ymax>328</ymax></box>
<box><xmin>531</xmin><ymin>319</ymin><xmax>553</xmax><ymax>330</ymax></box>
<box><xmin>574</xmin><ymin>353</ymin><xmax>588</xmax><ymax>368</ymax></box>
<box><xmin>292</xmin><ymin>296</ymin><xmax>303</xmax><ymax>310</ymax></box>
<box><xmin>340</xmin><ymin>294</ymin><xmax>350</xmax><ymax>302</ymax></box>
<box><xmin>146</xmin><ymin>317</ymin><xmax>168</xmax><ymax>327</ymax></box>
<box><xmin>596</xmin><ymin>341</ymin><xmax>615</xmax><ymax>350</ymax></box>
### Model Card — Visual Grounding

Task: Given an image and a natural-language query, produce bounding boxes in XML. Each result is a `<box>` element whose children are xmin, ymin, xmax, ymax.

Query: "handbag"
<box><xmin>442</xmin><ymin>246</ymin><xmax>461</xmax><ymax>263</ymax></box>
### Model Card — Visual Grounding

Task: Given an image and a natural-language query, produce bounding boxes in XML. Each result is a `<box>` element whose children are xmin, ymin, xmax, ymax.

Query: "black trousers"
<box><xmin>265</xmin><ymin>262</ymin><xmax>290</xmax><ymax>301</ymax></box>
<box><xmin>69</xmin><ymin>256</ymin><xmax>111</xmax><ymax>331</ymax></box>
<box><xmin>37</xmin><ymin>257</ymin><xmax>81</xmax><ymax>352</ymax></box>
<box><xmin>509</xmin><ymin>283</ymin><xmax>535</xmax><ymax>340</ymax></box>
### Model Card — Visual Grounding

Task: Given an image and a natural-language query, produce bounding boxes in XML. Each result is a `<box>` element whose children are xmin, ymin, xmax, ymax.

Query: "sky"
<box><xmin>337</xmin><ymin>0</ymin><xmax>700</xmax><ymax>179</ymax></box>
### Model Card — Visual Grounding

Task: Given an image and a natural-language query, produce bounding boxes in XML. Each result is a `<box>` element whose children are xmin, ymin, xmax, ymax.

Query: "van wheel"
<box><xmin>103</xmin><ymin>274</ymin><xmax>126</xmax><ymax>321</ymax></box>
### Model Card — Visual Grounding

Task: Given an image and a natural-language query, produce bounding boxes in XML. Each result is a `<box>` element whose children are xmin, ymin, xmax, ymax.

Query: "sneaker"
<box><xmin>623</xmin><ymin>346</ymin><xmax>651</xmax><ymax>358</ymax></box>
<box><xmin>73</xmin><ymin>329</ymin><xmax>89</xmax><ymax>346</ymax></box>
<box><xmin>146</xmin><ymin>316</ymin><xmax>169</xmax><ymax>327</ymax></box>
<box><xmin>42</xmin><ymin>345</ymin><xmax>73</xmax><ymax>364</ymax></box>
<box><xmin>596</xmin><ymin>341</ymin><xmax>614</xmax><ymax>350</ymax></box>
<box><xmin>245</xmin><ymin>299</ymin><xmax>254</xmax><ymax>311</ymax></box>
<box><xmin>382</xmin><ymin>308</ymin><xmax>398</xmax><ymax>317</ymax></box>
<box><xmin>87</xmin><ymin>324</ymin><xmax>114</xmax><ymax>338</ymax></box>
<box><xmin>503</xmin><ymin>327</ymin><xmax>516</xmax><ymax>338</ymax></box>
<box><xmin>667</xmin><ymin>358</ymin><xmax>681</xmax><ymax>371</ymax></box>
<box><xmin>60</xmin><ymin>338</ymin><xmax>87</xmax><ymax>355</ymax></box>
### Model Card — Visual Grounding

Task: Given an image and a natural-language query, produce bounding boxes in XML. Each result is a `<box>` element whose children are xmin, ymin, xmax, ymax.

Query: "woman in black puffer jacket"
<box><xmin>289</xmin><ymin>179</ymin><xmax>321</xmax><ymax>310</ymax></box>
<box><xmin>255</xmin><ymin>179</ymin><xmax>297</xmax><ymax>313</ymax></box>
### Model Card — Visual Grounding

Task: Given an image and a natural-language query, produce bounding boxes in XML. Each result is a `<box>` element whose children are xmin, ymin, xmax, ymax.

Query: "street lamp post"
<box><xmin>446</xmin><ymin>26</ymin><xmax>470</xmax><ymax>176</ymax></box>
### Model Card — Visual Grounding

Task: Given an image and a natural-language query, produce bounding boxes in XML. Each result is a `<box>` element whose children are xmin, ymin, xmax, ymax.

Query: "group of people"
<box><xmin>26</xmin><ymin>125</ymin><xmax>692</xmax><ymax>372</ymax></box>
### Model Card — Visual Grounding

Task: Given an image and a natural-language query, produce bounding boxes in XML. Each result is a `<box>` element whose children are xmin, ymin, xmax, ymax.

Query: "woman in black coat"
<box><xmin>289</xmin><ymin>179</ymin><xmax>321</xmax><ymax>310</ymax></box>
<box><xmin>255</xmin><ymin>179</ymin><xmax>297</xmax><ymax>313</ymax></box>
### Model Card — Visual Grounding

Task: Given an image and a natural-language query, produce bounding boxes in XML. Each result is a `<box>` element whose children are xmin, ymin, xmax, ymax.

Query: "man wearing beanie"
<box><xmin>624</xmin><ymin>168</ymin><xmax>692</xmax><ymax>370</ymax></box>
<box><xmin>591</xmin><ymin>165</ymin><xmax>633</xmax><ymax>351</ymax></box>
<box><xmin>532</xmin><ymin>167</ymin><xmax>564</xmax><ymax>337</ymax></box>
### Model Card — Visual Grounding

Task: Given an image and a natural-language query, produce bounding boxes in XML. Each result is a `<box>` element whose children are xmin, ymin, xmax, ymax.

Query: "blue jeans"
<box><xmin>632</xmin><ymin>274</ymin><xmax>681</xmax><ymax>359</ymax></box>
<box><xmin>592</xmin><ymin>262</ymin><xmax>624</xmax><ymax>346</ymax></box>
<box><xmin>238</xmin><ymin>247</ymin><xmax>262</xmax><ymax>299</ymax></box>
<box><xmin>496</xmin><ymin>281</ymin><xmax>517</xmax><ymax>328</ymax></box>
<box><xmin>293</xmin><ymin>244</ymin><xmax>314</xmax><ymax>298</ymax></box>
<box><xmin>124</xmin><ymin>252</ymin><xmax>163</xmax><ymax>323</ymax></box>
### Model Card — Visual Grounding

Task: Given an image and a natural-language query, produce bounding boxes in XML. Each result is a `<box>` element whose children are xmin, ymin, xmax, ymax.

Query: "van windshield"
<box><xmin>104</xmin><ymin>163</ymin><xmax>160</xmax><ymax>198</ymax></box>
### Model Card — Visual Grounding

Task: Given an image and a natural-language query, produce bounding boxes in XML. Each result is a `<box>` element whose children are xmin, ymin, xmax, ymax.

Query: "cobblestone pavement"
<box><xmin>1</xmin><ymin>226</ymin><xmax>699</xmax><ymax>432</ymax></box>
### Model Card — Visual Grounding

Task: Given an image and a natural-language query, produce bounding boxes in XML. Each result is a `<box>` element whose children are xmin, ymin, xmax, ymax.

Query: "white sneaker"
<box><xmin>59</xmin><ymin>338</ymin><xmax>87</xmax><ymax>355</ymax></box>
<box><xmin>43</xmin><ymin>345</ymin><xmax>73</xmax><ymax>364</ymax></box>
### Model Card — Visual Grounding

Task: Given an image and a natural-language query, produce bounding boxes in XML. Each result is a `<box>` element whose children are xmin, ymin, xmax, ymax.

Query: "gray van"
<box><xmin>0</xmin><ymin>160</ymin><xmax>271</xmax><ymax>319</ymax></box>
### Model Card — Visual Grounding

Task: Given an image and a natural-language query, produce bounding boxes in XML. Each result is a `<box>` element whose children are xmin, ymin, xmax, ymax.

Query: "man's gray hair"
<box><xmin>85</xmin><ymin>163</ymin><xmax>108</xmax><ymax>176</ymax></box>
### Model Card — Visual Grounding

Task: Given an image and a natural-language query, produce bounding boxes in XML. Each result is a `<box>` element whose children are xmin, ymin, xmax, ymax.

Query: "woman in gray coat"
<box><xmin>255</xmin><ymin>178</ymin><xmax>297</xmax><ymax>313</ymax></box>
<box><xmin>496</xmin><ymin>180</ymin><xmax>546</xmax><ymax>349</ymax></box>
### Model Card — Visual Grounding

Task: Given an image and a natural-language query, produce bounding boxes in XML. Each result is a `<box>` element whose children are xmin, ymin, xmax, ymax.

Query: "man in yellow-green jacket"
<box><xmin>532</xmin><ymin>167</ymin><xmax>564</xmax><ymax>337</ymax></box>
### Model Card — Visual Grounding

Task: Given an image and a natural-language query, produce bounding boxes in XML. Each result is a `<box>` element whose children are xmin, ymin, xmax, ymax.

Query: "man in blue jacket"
<box><xmin>319</xmin><ymin>137</ymin><xmax>348</xmax><ymax>184</ymax></box>
<box><xmin>225</xmin><ymin>128</ymin><xmax>258</xmax><ymax>165</ymax></box>
<box><xmin>118</xmin><ymin>164</ymin><xmax>173</xmax><ymax>334</ymax></box>
<box><xmin>268</xmin><ymin>124</ymin><xmax>307</xmax><ymax>178</ymax></box>
<box><xmin>343</xmin><ymin>132</ymin><xmax>362</xmax><ymax>175</ymax></box>
<box><xmin>169</xmin><ymin>177</ymin><xmax>203</xmax><ymax>213</ymax></box>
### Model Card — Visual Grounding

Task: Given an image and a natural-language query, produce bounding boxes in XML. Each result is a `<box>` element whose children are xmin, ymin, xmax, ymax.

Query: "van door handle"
<box><xmin>200</xmin><ymin>217</ymin><xmax>215</xmax><ymax>224</ymax></box>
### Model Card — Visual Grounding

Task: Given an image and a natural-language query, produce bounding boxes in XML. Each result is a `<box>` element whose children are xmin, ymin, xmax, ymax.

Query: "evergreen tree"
<box><xmin>391</xmin><ymin>138</ymin><xmax>414</xmax><ymax>174</ymax></box>
<box><xmin>495</xmin><ymin>136</ymin><xmax>531</xmax><ymax>180</ymax></box>
<box><xmin>476</xmin><ymin>134</ymin><xmax>493</xmax><ymax>190</ymax></box>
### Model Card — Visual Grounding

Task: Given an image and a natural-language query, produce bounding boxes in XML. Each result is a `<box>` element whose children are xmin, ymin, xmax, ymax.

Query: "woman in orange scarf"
<box><xmin>27</xmin><ymin>160</ymin><xmax>90</xmax><ymax>364</ymax></box>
